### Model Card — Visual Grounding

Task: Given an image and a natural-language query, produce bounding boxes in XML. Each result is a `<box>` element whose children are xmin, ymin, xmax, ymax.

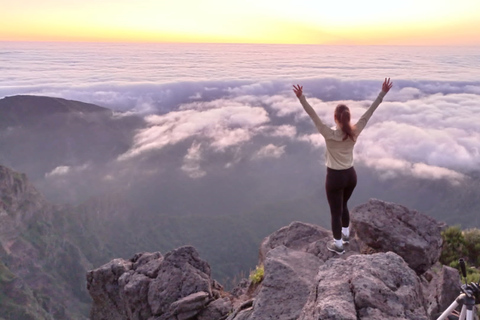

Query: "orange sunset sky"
<box><xmin>2</xmin><ymin>0</ymin><xmax>480</xmax><ymax>45</ymax></box>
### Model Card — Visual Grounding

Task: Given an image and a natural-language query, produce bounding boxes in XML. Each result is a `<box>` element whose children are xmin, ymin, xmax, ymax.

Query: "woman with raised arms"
<box><xmin>293</xmin><ymin>78</ymin><xmax>393</xmax><ymax>254</ymax></box>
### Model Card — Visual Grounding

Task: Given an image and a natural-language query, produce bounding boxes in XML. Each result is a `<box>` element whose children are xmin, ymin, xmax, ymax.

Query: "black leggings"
<box><xmin>325</xmin><ymin>167</ymin><xmax>357</xmax><ymax>240</ymax></box>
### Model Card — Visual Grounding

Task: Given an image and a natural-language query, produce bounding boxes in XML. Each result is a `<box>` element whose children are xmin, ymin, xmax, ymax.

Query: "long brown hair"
<box><xmin>335</xmin><ymin>104</ymin><xmax>355</xmax><ymax>141</ymax></box>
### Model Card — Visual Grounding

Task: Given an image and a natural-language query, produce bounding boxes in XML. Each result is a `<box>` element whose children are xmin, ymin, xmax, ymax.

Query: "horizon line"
<box><xmin>1</xmin><ymin>40</ymin><xmax>480</xmax><ymax>47</ymax></box>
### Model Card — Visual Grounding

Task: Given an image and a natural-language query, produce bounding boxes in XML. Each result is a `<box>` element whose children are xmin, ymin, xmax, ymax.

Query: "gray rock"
<box><xmin>133</xmin><ymin>252</ymin><xmax>164</xmax><ymax>278</ymax></box>
<box><xmin>230</xmin><ymin>278</ymin><xmax>249</xmax><ymax>298</ymax></box>
<box><xmin>233</xmin><ymin>245</ymin><xmax>322</xmax><ymax>320</ymax></box>
<box><xmin>299</xmin><ymin>252</ymin><xmax>428</xmax><ymax>320</ymax></box>
<box><xmin>226</xmin><ymin>300</ymin><xmax>254</xmax><ymax>320</ymax></box>
<box><xmin>118</xmin><ymin>272</ymin><xmax>152</xmax><ymax>320</ymax></box>
<box><xmin>258</xmin><ymin>221</ymin><xmax>331</xmax><ymax>264</ymax></box>
<box><xmin>421</xmin><ymin>263</ymin><xmax>462</xmax><ymax>319</ymax></box>
<box><xmin>351</xmin><ymin>199</ymin><xmax>443</xmax><ymax>274</ymax></box>
<box><xmin>88</xmin><ymin>246</ymin><xmax>215</xmax><ymax>320</ymax></box>
<box><xmin>197</xmin><ymin>297</ymin><xmax>233</xmax><ymax>320</ymax></box>
<box><xmin>87</xmin><ymin>199</ymin><xmax>457</xmax><ymax>320</ymax></box>
<box><xmin>148</xmin><ymin>246</ymin><xmax>212</xmax><ymax>316</ymax></box>
<box><xmin>86</xmin><ymin>258</ymin><xmax>133</xmax><ymax>320</ymax></box>
<box><xmin>159</xmin><ymin>291</ymin><xmax>211</xmax><ymax>320</ymax></box>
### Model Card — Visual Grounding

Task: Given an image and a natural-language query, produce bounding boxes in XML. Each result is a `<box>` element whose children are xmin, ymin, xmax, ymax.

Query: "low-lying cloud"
<box><xmin>113</xmin><ymin>79</ymin><xmax>479</xmax><ymax>185</ymax></box>
<box><xmin>4</xmin><ymin>78</ymin><xmax>480</xmax><ymax>186</ymax></box>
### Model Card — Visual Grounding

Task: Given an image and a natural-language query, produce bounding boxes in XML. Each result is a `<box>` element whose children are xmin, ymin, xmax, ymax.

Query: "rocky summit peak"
<box><xmin>87</xmin><ymin>199</ymin><xmax>460</xmax><ymax>320</ymax></box>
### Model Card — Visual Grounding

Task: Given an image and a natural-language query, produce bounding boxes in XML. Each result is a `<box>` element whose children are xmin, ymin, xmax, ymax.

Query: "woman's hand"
<box><xmin>293</xmin><ymin>84</ymin><xmax>303</xmax><ymax>98</ymax></box>
<box><xmin>382</xmin><ymin>78</ymin><xmax>393</xmax><ymax>93</ymax></box>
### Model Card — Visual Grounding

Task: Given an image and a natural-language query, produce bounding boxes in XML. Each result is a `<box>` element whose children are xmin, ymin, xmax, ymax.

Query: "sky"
<box><xmin>2</xmin><ymin>0</ymin><xmax>480</xmax><ymax>45</ymax></box>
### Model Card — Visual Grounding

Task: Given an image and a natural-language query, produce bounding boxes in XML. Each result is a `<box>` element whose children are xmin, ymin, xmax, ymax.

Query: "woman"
<box><xmin>293</xmin><ymin>78</ymin><xmax>393</xmax><ymax>254</ymax></box>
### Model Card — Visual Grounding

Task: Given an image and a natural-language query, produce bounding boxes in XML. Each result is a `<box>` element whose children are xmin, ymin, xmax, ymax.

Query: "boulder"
<box><xmin>420</xmin><ymin>263</ymin><xmax>462</xmax><ymax>319</ymax></box>
<box><xmin>148</xmin><ymin>246</ymin><xmax>212</xmax><ymax>316</ymax></box>
<box><xmin>230</xmin><ymin>245</ymin><xmax>322</xmax><ymax>320</ymax></box>
<box><xmin>119</xmin><ymin>272</ymin><xmax>152</xmax><ymax>320</ymax></box>
<box><xmin>351</xmin><ymin>199</ymin><xmax>443</xmax><ymax>274</ymax></box>
<box><xmin>299</xmin><ymin>252</ymin><xmax>428</xmax><ymax>320</ymax></box>
<box><xmin>197</xmin><ymin>297</ymin><xmax>233</xmax><ymax>320</ymax></box>
<box><xmin>87</xmin><ymin>258</ymin><xmax>133</xmax><ymax>320</ymax></box>
<box><xmin>159</xmin><ymin>291</ymin><xmax>211</xmax><ymax>320</ymax></box>
<box><xmin>87</xmin><ymin>246</ymin><xmax>221</xmax><ymax>320</ymax></box>
<box><xmin>258</xmin><ymin>221</ymin><xmax>331</xmax><ymax>264</ymax></box>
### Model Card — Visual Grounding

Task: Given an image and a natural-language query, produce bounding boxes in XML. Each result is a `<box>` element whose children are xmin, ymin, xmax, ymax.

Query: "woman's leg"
<box><xmin>325</xmin><ymin>168</ymin><xmax>344</xmax><ymax>240</ymax></box>
<box><xmin>341</xmin><ymin>167</ymin><xmax>357</xmax><ymax>228</ymax></box>
<box><xmin>326</xmin><ymin>187</ymin><xmax>343</xmax><ymax>240</ymax></box>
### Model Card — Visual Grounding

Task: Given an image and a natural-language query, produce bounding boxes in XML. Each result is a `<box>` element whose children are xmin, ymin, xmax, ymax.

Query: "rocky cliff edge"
<box><xmin>87</xmin><ymin>199</ymin><xmax>460</xmax><ymax>320</ymax></box>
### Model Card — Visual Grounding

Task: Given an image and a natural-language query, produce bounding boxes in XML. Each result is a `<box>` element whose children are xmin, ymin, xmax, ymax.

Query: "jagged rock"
<box><xmin>258</xmin><ymin>221</ymin><xmax>331</xmax><ymax>264</ymax></box>
<box><xmin>230</xmin><ymin>245</ymin><xmax>322</xmax><ymax>320</ymax></box>
<box><xmin>299</xmin><ymin>252</ymin><xmax>428</xmax><ymax>320</ymax></box>
<box><xmin>197</xmin><ymin>297</ymin><xmax>233</xmax><ymax>320</ymax></box>
<box><xmin>132</xmin><ymin>251</ymin><xmax>163</xmax><ymax>278</ymax></box>
<box><xmin>87</xmin><ymin>199</ymin><xmax>458</xmax><ymax>320</ymax></box>
<box><xmin>148</xmin><ymin>246</ymin><xmax>212</xmax><ymax>316</ymax></box>
<box><xmin>351</xmin><ymin>199</ymin><xmax>443</xmax><ymax>274</ymax></box>
<box><xmin>159</xmin><ymin>291</ymin><xmax>211</xmax><ymax>320</ymax></box>
<box><xmin>258</xmin><ymin>221</ymin><xmax>362</xmax><ymax>264</ymax></box>
<box><xmin>86</xmin><ymin>258</ymin><xmax>133</xmax><ymax>319</ymax></box>
<box><xmin>226</xmin><ymin>300</ymin><xmax>254</xmax><ymax>320</ymax></box>
<box><xmin>421</xmin><ymin>262</ymin><xmax>462</xmax><ymax>319</ymax></box>
<box><xmin>211</xmin><ymin>279</ymin><xmax>224</xmax><ymax>299</ymax></box>
<box><xmin>119</xmin><ymin>272</ymin><xmax>152</xmax><ymax>320</ymax></box>
<box><xmin>230</xmin><ymin>278</ymin><xmax>249</xmax><ymax>298</ymax></box>
<box><xmin>87</xmin><ymin>246</ymin><xmax>218</xmax><ymax>320</ymax></box>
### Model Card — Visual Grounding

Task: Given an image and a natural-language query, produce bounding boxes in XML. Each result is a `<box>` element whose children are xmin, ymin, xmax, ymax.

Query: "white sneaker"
<box><xmin>327</xmin><ymin>240</ymin><xmax>345</xmax><ymax>255</ymax></box>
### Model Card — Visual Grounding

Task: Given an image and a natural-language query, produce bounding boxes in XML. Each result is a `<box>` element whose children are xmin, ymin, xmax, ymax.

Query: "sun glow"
<box><xmin>2</xmin><ymin>0</ymin><xmax>480</xmax><ymax>44</ymax></box>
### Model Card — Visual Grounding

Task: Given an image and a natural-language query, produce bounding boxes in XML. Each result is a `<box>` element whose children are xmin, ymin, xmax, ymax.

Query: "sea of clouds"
<box><xmin>1</xmin><ymin>43</ymin><xmax>479</xmax><ymax>188</ymax></box>
<box><xmin>19</xmin><ymin>78</ymin><xmax>475</xmax><ymax>189</ymax></box>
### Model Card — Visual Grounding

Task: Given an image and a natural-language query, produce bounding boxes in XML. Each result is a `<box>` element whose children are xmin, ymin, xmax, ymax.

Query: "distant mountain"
<box><xmin>0</xmin><ymin>95</ymin><xmax>110</xmax><ymax>123</ymax></box>
<box><xmin>0</xmin><ymin>95</ymin><xmax>144</xmax><ymax>203</ymax></box>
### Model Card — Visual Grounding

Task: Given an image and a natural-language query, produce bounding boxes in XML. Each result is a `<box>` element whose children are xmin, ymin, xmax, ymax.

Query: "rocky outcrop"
<box><xmin>351</xmin><ymin>198</ymin><xmax>443</xmax><ymax>274</ymax></box>
<box><xmin>87</xmin><ymin>246</ymin><xmax>232</xmax><ymax>320</ymax></box>
<box><xmin>299</xmin><ymin>252</ymin><xmax>427</xmax><ymax>320</ymax></box>
<box><xmin>227</xmin><ymin>245</ymin><xmax>322</xmax><ymax>320</ymax></box>
<box><xmin>88</xmin><ymin>198</ymin><xmax>461</xmax><ymax>320</ymax></box>
<box><xmin>225</xmin><ymin>199</ymin><xmax>459</xmax><ymax>320</ymax></box>
<box><xmin>258</xmin><ymin>221</ymin><xmax>331</xmax><ymax>264</ymax></box>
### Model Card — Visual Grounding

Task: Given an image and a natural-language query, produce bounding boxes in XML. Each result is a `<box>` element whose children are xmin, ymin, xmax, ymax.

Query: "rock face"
<box><xmin>258</xmin><ymin>221</ymin><xmax>331</xmax><ymax>264</ymax></box>
<box><xmin>0</xmin><ymin>165</ymin><xmax>94</xmax><ymax>320</ymax></box>
<box><xmin>225</xmin><ymin>199</ymin><xmax>459</xmax><ymax>320</ymax></box>
<box><xmin>299</xmin><ymin>252</ymin><xmax>427</xmax><ymax>320</ymax></box>
<box><xmin>421</xmin><ymin>263</ymin><xmax>464</xmax><ymax>318</ymax></box>
<box><xmin>351</xmin><ymin>198</ymin><xmax>443</xmax><ymax>274</ymax></box>
<box><xmin>88</xmin><ymin>198</ymin><xmax>460</xmax><ymax>320</ymax></box>
<box><xmin>229</xmin><ymin>245</ymin><xmax>322</xmax><ymax>320</ymax></box>
<box><xmin>87</xmin><ymin>246</ymin><xmax>232</xmax><ymax>320</ymax></box>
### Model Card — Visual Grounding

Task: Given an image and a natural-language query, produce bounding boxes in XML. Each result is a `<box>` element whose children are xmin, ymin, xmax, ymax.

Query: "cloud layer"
<box><xmin>103</xmin><ymin>79</ymin><xmax>479</xmax><ymax>186</ymax></box>
<box><xmin>2</xmin><ymin>73</ymin><xmax>479</xmax><ymax>187</ymax></box>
